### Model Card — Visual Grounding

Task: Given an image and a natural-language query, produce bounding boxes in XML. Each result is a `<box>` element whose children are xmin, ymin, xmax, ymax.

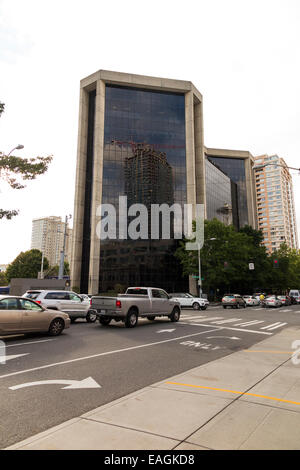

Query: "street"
<box><xmin>1</xmin><ymin>303</ymin><xmax>299</xmax><ymax>448</ymax></box>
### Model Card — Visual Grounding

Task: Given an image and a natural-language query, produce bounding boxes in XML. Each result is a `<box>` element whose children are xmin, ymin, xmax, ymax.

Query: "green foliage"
<box><xmin>6</xmin><ymin>249</ymin><xmax>49</xmax><ymax>282</ymax></box>
<box><xmin>0</xmin><ymin>271</ymin><xmax>8</xmax><ymax>286</ymax></box>
<box><xmin>44</xmin><ymin>261</ymin><xmax>70</xmax><ymax>277</ymax></box>
<box><xmin>175</xmin><ymin>219</ymin><xmax>300</xmax><ymax>297</ymax></box>
<box><xmin>0</xmin><ymin>100</ymin><xmax>53</xmax><ymax>219</ymax></box>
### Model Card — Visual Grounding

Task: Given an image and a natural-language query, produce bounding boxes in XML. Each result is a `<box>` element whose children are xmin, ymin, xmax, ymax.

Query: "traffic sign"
<box><xmin>249</xmin><ymin>263</ymin><xmax>255</xmax><ymax>270</ymax></box>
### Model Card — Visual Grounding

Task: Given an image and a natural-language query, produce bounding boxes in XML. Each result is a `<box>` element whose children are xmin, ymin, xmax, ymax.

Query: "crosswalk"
<box><xmin>180</xmin><ymin>313</ymin><xmax>288</xmax><ymax>332</ymax></box>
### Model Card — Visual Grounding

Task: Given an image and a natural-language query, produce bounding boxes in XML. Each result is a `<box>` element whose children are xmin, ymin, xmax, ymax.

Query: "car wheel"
<box><xmin>99</xmin><ymin>317</ymin><xmax>111</xmax><ymax>326</ymax></box>
<box><xmin>125</xmin><ymin>309</ymin><xmax>138</xmax><ymax>328</ymax></box>
<box><xmin>86</xmin><ymin>310</ymin><xmax>97</xmax><ymax>323</ymax></box>
<box><xmin>147</xmin><ymin>316</ymin><xmax>156</xmax><ymax>321</ymax></box>
<box><xmin>243</xmin><ymin>303</ymin><xmax>246</xmax><ymax>308</ymax></box>
<box><xmin>192</xmin><ymin>302</ymin><xmax>200</xmax><ymax>310</ymax></box>
<box><xmin>200</xmin><ymin>306</ymin><xmax>207</xmax><ymax>310</ymax></box>
<box><xmin>223</xmin><ymin>305</ymin><xmax>226</xmax><ymax>309</ymax></box>
<box><xmin>48</xmin><ymin>318</ymin><xmax>64</xmax><ymax>336</ymax></box>
<box><xmin>170</xmin><ymin>307</ymin><xmax>180</xmax><ymax>322</ymax></box>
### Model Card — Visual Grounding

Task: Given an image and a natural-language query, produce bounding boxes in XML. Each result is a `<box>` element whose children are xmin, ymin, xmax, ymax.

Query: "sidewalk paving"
<box><xmin>7</xmin><ymin>326</ymin><xmax>300</xmax><ymax>450</ymax></box>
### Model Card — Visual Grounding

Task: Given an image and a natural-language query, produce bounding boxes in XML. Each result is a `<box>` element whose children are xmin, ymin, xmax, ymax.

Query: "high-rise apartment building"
<box><xmin>253</xmin><ymin>154</ymin><xmax>298</xmax><ymax>253</ymax></box>
<box><xmin>31</xmin><ymin>216</ymin><xmax>72</xmax><ymax>267</ymax></box>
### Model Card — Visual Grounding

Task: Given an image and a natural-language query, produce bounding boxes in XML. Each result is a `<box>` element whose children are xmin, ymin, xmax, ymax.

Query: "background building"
<box><xmin>71</xmin><ymin>70</ymin><xmax>258</xmax><ymax>294</ymax></box>
<box><xmin>254</xmin><ymin>154</ymin><xmax>298</xmax><ymax>253</ymax></box>
<box><xmin>31</xmin><ymin>216</ymin><xmax>72</xmax><ymax>267</ymax></box>
<box><xmin>0</xmin><ymin>264</ymin><xmax>8</xmax><ymax>273</ymax></box>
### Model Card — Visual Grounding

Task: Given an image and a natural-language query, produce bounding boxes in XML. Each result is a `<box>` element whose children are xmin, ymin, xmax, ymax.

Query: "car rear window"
<box><xmin>224</xmin><ymin>295</ymin><xmax>234</xmax><ymax>298</ymax></box>
<box><xmin>126</xmin><ymin>288</ymin><xmax>148</xmax><ymax>296</ymax></box>
<box><xmin>25</xmin><ymin>291</ymin><xmax>41</xmax><ymax>299</ymax></box>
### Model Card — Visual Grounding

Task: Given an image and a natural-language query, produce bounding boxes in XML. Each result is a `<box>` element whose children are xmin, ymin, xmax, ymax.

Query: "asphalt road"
<box><xmin>1</xmin><ymin>303</ymin><xmax>299</xmax><ymax>448</ymax></box>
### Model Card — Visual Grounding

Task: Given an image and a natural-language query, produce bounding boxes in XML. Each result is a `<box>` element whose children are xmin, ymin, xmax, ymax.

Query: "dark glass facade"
<box><xmin>98</xmin><ymin>85</ymin><xmax>188</xmax><ymax>293</ymax></box>
<box><xmin>205</xmin><ymin>158</ymin><xmax>233</xmax><ymax>224</ymax></box>
<box><xmin>206</xmin><ymin>156</ymin><xmax>248</xmax><ymax>227</ymax></box>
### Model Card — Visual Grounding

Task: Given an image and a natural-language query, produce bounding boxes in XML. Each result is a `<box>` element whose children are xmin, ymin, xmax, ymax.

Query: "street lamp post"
<box><xmin>58</xmin><ymin>214</ymin><xmax>72</xmax><ymax>280</ymax></box>
<box><xmin>6</xmin><ymin>144</ymin><xmax>24</xmax><ymax>157</ymax></box>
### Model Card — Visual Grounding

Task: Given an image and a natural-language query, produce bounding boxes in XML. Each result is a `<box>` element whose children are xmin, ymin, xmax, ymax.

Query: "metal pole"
<box><xmin>198</xmin><ymin>243</ymin><xmax>202</xmax><ymax>297</ymax></box>
<box><xmin>58</xmin><ymin>216</ymin><xmax>68</xmax><ymax>280</ymax></box>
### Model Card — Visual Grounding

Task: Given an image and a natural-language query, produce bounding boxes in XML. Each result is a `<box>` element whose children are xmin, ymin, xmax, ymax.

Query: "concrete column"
<box><xmin>71</xmin><ymin>87</ymin><xmax>89</xmax><ymax>290</ymax></box>
<box><xmin>88</xmin><ymin>80</ymin><xmax>105</xmax><ymax>294</ymax></box>
<box><xmin>194</xmin><ymin>100</ymin><xmax>206</xmax><ymax>212</ymax></box>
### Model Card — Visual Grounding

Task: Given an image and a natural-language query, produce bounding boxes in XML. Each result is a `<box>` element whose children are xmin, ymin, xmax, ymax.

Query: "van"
<box><xmin>289</xmin><ymin>290</ymin><xmax>300</xmax><ymax>303</ymax></box>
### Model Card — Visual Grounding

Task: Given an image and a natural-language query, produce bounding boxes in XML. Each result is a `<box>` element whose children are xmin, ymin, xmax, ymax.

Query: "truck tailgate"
<box><xmin>91</xmin><ymin>296</ymin><xmax>117</xmax><ymax>310</ymax></box>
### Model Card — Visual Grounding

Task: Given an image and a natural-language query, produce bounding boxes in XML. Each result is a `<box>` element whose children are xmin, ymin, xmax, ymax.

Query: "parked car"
<box><xmin>0</xmin><ymin>295</ymin><xmax>70</xmax><ymax>336</ymax></box>
<box><xmin>277</xmin><ymin>295</ymin><xmax>291</xmax><ymax>306</ymax></box>
<box><xmin>168</xmin><ymin>293</ymin><xmax>208</xmax><ymax>310</ymax></box>
<box><xmin>289</xmin><ymin>290</ymin><xmax>300</xmax><ymax>304</ymax></box>
<box><xmin>222</xmin><ymin>294</ymin><xmax>246</xmax><ymax>309</ymax></box>
<box><xmin>264</xmin><ymin>296</ymin><xmax>282</xmax><ymax>308</ymax></box>
<box><xmin>243</xmin><ymin>295</ymin><xmax>260</xmax><ymax>306</ymax></box>
<box><xmin>90</xmin><ymin>287</ymin><xmax>181</xmax><ymax>328</ymax></box>
<box><xmin>22</xmin><ymin>290</ymin><xmax>97</xmax><ymax>323</ymax></box>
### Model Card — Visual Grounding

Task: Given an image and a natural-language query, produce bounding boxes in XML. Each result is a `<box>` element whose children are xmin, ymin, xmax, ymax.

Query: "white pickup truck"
<box><xmin>90</xmin><ymin>287</ymin><xmax>181</xmax><ymax>328</ymax></box>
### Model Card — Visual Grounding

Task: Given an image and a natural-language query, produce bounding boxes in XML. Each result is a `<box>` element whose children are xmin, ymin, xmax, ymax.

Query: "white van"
<box><xmin>289</xmin><ymin>290</ymin><xmax>300</xmax><ymax>303</ymax></box>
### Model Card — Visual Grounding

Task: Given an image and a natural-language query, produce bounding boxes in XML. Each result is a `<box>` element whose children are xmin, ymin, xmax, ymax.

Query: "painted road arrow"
<box><xmin>0</xmin><ymin>353</ymin><xmax>29</xmax><ymax>364</ymax></box>
<box><xmin>9</xmin><ymin>376</ymin><xmax>101</xmax><ymax>390</ymax></box>
<box><xmin>157</xmin><ymin>329</ymin><xmax>176</xmax><ymax>333</ymax></box>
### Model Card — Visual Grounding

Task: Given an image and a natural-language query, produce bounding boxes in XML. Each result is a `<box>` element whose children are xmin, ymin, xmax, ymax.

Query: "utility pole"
<box><xmin>58</xmin><ymin>214</ymin><xmax>72</xmax><ymax>280</ymax></box>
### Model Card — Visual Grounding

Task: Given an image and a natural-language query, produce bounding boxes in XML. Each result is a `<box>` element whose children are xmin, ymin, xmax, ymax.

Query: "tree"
<box><xmin>6</xmin><ymin>249</ymin><xmax>49</xmax><ymax>282</ymax></box>
<box><xmin>0</xmin><ymin>271</ymin><xmax>8</xmax><ymax>286</ymax></box>
<box><xmin>44</xmin><ymin>261</ymin><xmax>70</xmax><ymax>278</ymax></box>
<box><xmin>175</xmin><ymin>219</ymin><xmax>270</xmax><ymax>297</ymax></box>
<box><xmin>0</xmin><ymin>101</ymin><xmax>53</xmax><ymax>219</ymax></box>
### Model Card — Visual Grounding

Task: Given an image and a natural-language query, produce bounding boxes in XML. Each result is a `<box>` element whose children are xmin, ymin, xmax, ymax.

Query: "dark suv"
<box><xmin>222</xmin><ymin>294</ymin><xmax>246</xmax><ymax>309</ymax></box>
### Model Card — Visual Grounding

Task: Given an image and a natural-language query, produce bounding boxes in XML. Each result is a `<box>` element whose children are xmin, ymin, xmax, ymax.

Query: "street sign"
<box><xmin>192</xmin><ymin>275</ymin><xmax>199</xmax><ymax>279</ymax></box>
<box><xmin>249</xmin><ymin>263</ymin><xmax>255</xmax><ymax>270</ymax></box>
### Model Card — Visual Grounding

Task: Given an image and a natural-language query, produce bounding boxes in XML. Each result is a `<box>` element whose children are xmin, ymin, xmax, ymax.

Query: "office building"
<box><xmin>31</xmin><ymin>216</ymin><xmax>72</xmax><ymax>267</ymax></box>
<box><xmin>71</xmin><ymin>70</ymin><xmax>258</xmax><ymax>294</ymax></box>
<box><xmin>253</xmin><ymin>154</ymin><xmax>298</xmax><ymax>252</ymax></box>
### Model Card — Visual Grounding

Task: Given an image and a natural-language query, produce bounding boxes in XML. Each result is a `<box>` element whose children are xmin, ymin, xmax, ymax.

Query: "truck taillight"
<box><xmin>116</xmin><ymin>300</ymin><xmax>122</xmax><ymax>308</ymax></box>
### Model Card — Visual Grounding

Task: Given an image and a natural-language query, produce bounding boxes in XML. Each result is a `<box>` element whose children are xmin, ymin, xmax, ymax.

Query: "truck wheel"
<box><xmin>86</xmin><ymin>310</ymin><xmax>97</xmax><ymax>323</ymax></box>
<box><xmin>147</xmin><ymin>316</ymin><xmax>156</xmax><ymax>321</ymax></box>
<box><xmin>192</xmin><ymin>302</ymin><xmax>200</xmax><ymax>310</ymax></box>
<box><xmin>169</xmin><ymin>307</ymin><xmax>180</xmax><ymax>322</ymax></box>
<box><xmin>125</xmin><ymin>309</ymin><xmax>138</xmax><ymax>328</ymax></box>
<box><xmin>99</xmin><ymin>317</ymin><xmax>111</xmax><ymax>326</ymax></box>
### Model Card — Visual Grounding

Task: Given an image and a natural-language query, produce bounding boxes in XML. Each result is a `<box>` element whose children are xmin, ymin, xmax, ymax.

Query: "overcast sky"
<box><xmin>1</xmin><ymin>0</ymin><xmax>300</xmax><ymax>264</ymax></box>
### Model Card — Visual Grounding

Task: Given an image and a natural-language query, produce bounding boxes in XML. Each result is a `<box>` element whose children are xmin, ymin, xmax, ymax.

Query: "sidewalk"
<box><xmin>7</xmin><ymin>326</ymin><xmax>300</xmax><ymax>450</ymax></box>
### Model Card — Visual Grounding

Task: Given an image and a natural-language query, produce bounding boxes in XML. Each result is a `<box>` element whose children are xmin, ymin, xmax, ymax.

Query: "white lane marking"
<box><xmin>261</xmin><ymin>322</ymin><xmax>287</xmax><ymax>331</ymax></box>
<box><xmin>180</xmin><ymin>322</ymin><xmax>272</xmax><ymax>335</ymax></box>
<box><xmin>281</xmin><ymin>309</ymin><xmax>292</xmax><ymax>312</ymax></box>
<box><xmin>5</xmin><ymin>339</ymin><xmax>56</xmax><ymax>349</ymax></box>
<box><xmin>180</xmin><ymin>315</ymin><xmax>208</xmax><ymax>320</ymax></box>
<box><xmin>189</xmin><ymin>316</ymin><xmax>223</xmax><ymax>322</ymax></box>
<box><xmin>9</xmin><ymin>377</ymin><xmax>101</xmax><ymax>391</ymax></box>
<box><xmin>234</xmin><ymin>320</ymin><xmax>265</xmax><ymax>327</ymax></box>
<box><xmin>157</xmin><ymin>329</ymin><xmax>176</xmax><ymax>333</ymax></box>
<box><xmin>0</xmin><ymin>354</ymin><xmax>29</xmax><ymax>363</ymax></box>
<box><xmin>206</xmin><ymin>336</ymin><xmax>241</xmax><ymax>340</ymax></box>
<box><xmin>0</xmin><ymin>328</ymin><xmax>221</xmax><ymax>381</ymax></box>
<box><xmin>209</xmin><ymin>318</ymin><xmax>242</xmax><ymax>325</ymax></box>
